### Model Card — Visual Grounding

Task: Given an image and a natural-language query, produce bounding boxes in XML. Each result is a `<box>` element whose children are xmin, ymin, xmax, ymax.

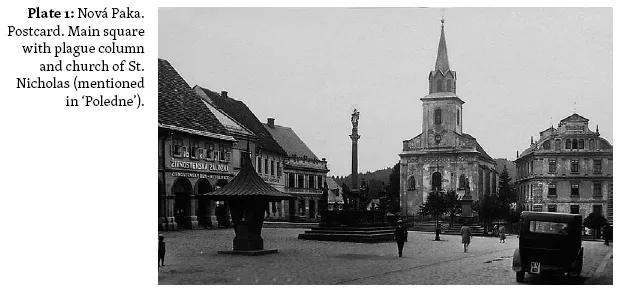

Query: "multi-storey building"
<box><xmin>515</xmin><ymin>113</ymin><xmax>613</xmax><ymax>222</ymax></box>
<box><xmin>158</xmin><ymin>59</ymin><xmax>237</xmax><ymax>230</ymax></box>
<box><xmin>264</xmin><ymin>118</ymin><xmax>329</xmax><ymax>222</ymax></box>
<box><xmin>399</xmin><ymin>19</ymin><xmax>499</xmax><ymax>217</ymax></box>
<box><xmin>195</xmin><ymin>87</ymin><xmax>289</xmax><ymax>220</ymax></box>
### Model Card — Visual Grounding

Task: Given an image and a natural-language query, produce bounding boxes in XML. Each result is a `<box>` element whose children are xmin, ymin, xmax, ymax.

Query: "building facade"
<box><xmin>264</xmin><ymin>118</ymin><xmax>329</xmax><ymax>222</ymax></box>
<box><xmin>515</xmin><ymin>114</ymin><xmax>613</xmax><ymax>222</ymax></box>
<box><xmin>159</xmin><ymin>59</ymin><xmax>237</xmax><ymax>230</ymax></box>
<box><xmin>399</xmin><ymin>20</ymin><xmax>499</xmax><ymax>217</ymax></box>
<box><xmin>195</xmin><ymin>87</ymin><xmax>289</xmax><ymax>220</ymax></box>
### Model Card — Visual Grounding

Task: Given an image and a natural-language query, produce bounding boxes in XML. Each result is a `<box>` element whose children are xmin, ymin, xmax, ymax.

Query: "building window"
<box><xmin>264</xmin><ymin>158</ymin><xmax>268</xmax><ymax>174</ymax></box>
<box><xmin>272</xmin><ymin>202</ymin><xmax>277</xmax><ymax>215</ymax></box>
<box><xmin>287</xmin><ymin>173</ymin><xmax>295</xmax><ymax>188</ymax></box>
<box><xmin>298</xmin><ymin>200</ymin><xmax>305</xmax><ymax>216</ymax></box>
<box><xmin>589</xmin><ymin>139</ymin><xmax>595</xmax><ymax>150</ymax></box>
<box><xmin>548</xmin><ymin>184</ymin><xmax>557</xmax><ymax>197</ymax></box>
<box><xmin>571</xmin><ymin>183</ymin><xmax>579</xmax><ymax>197</ymax></box>
<box><xmin>434</xmin><ymin>108</ymin><xmax>442</xmax><ymax>125</ymax></box>
<box><xmin>572</xmin><ymin>139</ymin><xmax>578</xmax><ymax>150</ymax></box>
<box><xmin>431</xmin><ymin>172</ymin><xmax>442</xmax><ymax>191</ymax></box>
<box><xmin>457</xmin><ymin>109</ymin><xmax>460</xmax><ymax>125</ymax></box>
<box><xmin>270</xmin><ymin>161</ymin><xmax>275</xmax><ymax>176</ymax></box>
<box><xmin>309</xmin><ymin>175</ymin><xmax>315</xmax><ymax>189</ymax></box>
<box><xmin>548</xmin><ymin>205</ymin><xmax>557</xmax><ymax>212</ymax></box>
<box><xmin>447</xmin><ymin>80</ymin><xmax>452</xmax><ymax>92</ymax></box>
<box><xmin>408</xmin><ymin>176</ymin><xmax>416</xmax><ymax>191</ymax></box>
<box><xmin>190</xmin><ymin>140</ymin><xmax>199</xmax><ymax>158</ymax></box>
<box><xmin>549</xmin><ymin>159</ymin><xmax>557</xmax><ymax>173</ymax></box>
<box><xmin>593</xmin><ymin>160</ymin><xmax>602</xmax><ymax>174</ymax></box>
<box><xmin>570</xmin><ymin>159</ymin><xmax>579</xmax><ymax>173</ymax></box>
<box><xmin>543</xmin><ymin>140</ymin><xmax>551</xmax><ymax>150</ymax></box>
<box><xmin>570</xmin><ymin>205</ymin><xmax>580</xmax><ymax>214</ymax></box>
<box><xmin>277</xmin><ymin>162</ymin><xmax>282</xmax><ymax>177</ymax></box>
<box><xmin>205</xmin><ymin>144</ymin><xmax>214</xmax><ymax>159</ymax></box>
<box><xmin>257</xmin><ymin>158</ymin><xmax>262</xmax><ymax>174</ymax></box>
<box><xmin>298</xmin><ymin>174</ymin><xmax>304</xmax><ymax>189</ymax></box>
<box><xmin>459</xmin><ymin>174</ymin><xmax>466</xmax><ymax>190</ymax></box>
<box><xmin>565</xmin><ymin>139</ymin><xmax>571</xmax><ymax>149</ymax></box>
<box><xmin>593</xmin><ymin>205</ymin><xmax>602</xmax><ymax>214</ymax></box>
<box><xmin>172</xmin><ymin>138</ymin><xmax>184</xmax><ymax>156</ymax></box>
<box><xmin>593</xmin><ymin>182</ymin><xmax>602</xmax><ymax>197</ymax></box>
<box><xmin>578</xmin><ymin>139</ymin><xmax>584</xmax><ymax>149</ymax></box>
<box><xmin>555</xmin><ymin>139</ymin><xmax>561</xmax><ymax>151</ymax></box>
<box><xmin>436</xmin><ymin>80</ymin><xmax>443</xmax><ymax>92</ymax></box>
<box><xmin>533</xmin><ymin>205</ymin><xmax>543</xmax><ymax>212</ymax></box>
<box><xmin>318</xmin><ymin>176</ymin><xmax>323</xmax><ymax>189</ymax></box>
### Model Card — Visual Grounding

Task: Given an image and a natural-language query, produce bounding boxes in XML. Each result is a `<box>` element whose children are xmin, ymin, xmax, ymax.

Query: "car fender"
<box><xmin>512</xmin><ymin>248</ymin><xmax>523</xmax><ymax>272</ymax></box>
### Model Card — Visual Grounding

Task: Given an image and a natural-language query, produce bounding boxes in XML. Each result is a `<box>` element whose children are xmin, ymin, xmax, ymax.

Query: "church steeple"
<box><xmin>435</xmin><ymin>17</ymin><xmax>450</xmax><ymax>74</ymax></box>
<box><xmin>428</xmin><ymin>17</ymin><xmax>456</xmax><ymax>94</ymax></box>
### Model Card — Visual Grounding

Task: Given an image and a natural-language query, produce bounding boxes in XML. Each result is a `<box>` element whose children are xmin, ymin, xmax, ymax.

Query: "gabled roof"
<box><xmin>205</xmin><ymin>157</ymin><xmax>292</xmax><ymax>200</ymax></box>
<box><xmin>263</xmin><ymin>123</ymin><xmax>318</xmax><ymax>159</ymax></box>
<box><xmin>462</xmin><ymin>133</ymin><xmax>494</xmax><ymax>161</ymax></box>
<box><xmin>560</xmin><ymin>113</ymin><xmax>589</xmax><ymax>123</ymax></box>
<box><xmin>201</xmin><ymin>99</ymin><xmax>255</xmax><ymax>138</ymax></box>
<box><xmin>158</xmin><ymin>59</ymin><xmax>227</xmax><ymax>135</ymax></box>
<box><xmin>197</xmin><ymin>86</ymin><xmax>287</xmax><ymax>156</ymax></box>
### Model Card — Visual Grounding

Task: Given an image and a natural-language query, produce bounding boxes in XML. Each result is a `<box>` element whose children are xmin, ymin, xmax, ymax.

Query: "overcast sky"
<box><xmin>158</xmin><ymin>7</ymin><xmax>612</xmax><ymax>177</ymax></box>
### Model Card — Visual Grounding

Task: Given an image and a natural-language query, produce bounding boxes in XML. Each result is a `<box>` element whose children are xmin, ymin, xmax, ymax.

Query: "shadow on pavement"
<box><xmin>522</xmin><ymin>274</ymin><xmax>587</xmax><ymax>285</ymax></box>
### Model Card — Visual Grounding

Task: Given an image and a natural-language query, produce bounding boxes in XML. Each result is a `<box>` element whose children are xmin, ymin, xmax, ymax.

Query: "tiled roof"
<box><xmin>263</xmin><ymin>123</ymin><xmax>318</xmax><ymax>159</ymax></box>
<box><xmin>197</xmin><ymin>86</ymin><xmax>287</xmax><ymax>155</ymax></box>
<box><xmin>158</xmin><ymin>59</ymin><xmax>227</xmax><ymax>135</ymax></box>
<box><xmin>205</xmin><ymin>158</ymin><xmax>292</xmax><ymax>200</ymax></box>
<box><xmin>462</xmin><ymin>133</ymin><xmax>494</xmax><ymax>161</ymax></box>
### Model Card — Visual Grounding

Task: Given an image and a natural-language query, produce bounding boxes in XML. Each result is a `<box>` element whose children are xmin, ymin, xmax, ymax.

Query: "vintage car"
<box><xmin>512</xmin><ymin>211</ymin><xmax>583</xmax><ymax>283</ymax></box>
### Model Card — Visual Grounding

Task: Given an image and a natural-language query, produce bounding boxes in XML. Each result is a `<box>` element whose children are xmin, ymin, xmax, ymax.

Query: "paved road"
<box><xmin>158</xmin><ymin>228</ymin><xmax>612</xmax><ymax>285</ymax></box>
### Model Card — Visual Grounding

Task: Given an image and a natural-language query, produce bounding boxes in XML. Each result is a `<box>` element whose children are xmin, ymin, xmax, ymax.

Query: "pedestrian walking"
<box><xmin>394</xmin><ymin>220</ymin><xmax>408</xmax><ymax>257</ymax></box>
<box><xmin>498</xmin><ymin>224</ymin><xmax>506</xmax><ymax>243</ymax></box>
<box><xmin>159</xmin><ymin>234</ymin><xmax>166</xmax><ymax>267</ymax></box>
<box><xmin>603</xmin><ymin>223</ymin><xmax>612</xmax><ymax>246</ymax></box>
<box><xmin>460</xmin><ymin>223</ymin><xmax>472</xmax><ymax>252</ymax></box>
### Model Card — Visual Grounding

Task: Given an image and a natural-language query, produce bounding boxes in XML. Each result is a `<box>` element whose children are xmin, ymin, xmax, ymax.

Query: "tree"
<box><xmin>498</xmin><ymin>165</ymin><xmax>519</xmax><ymax>223</ymax></box>
<box><xmin>444</xmin><ymin>190</ymin><xmax>462</xmax><ymax>228</ymax></box>
<box><xmin>473</xmin><ymin>193</ymin><xmax>502</xmax><ymax>235</ymax></box>
<box><xmin>386</xmin><ymin>162</ymin><xmax>401</xmax><ymax>214</ymax></box>
<box><xmin>583</xmin><ymin>212</ymin><xmax>607</xmax><ymax>239</ymax></box>
<box><xmin>420</xmin><ymin>191</ymin><xmax>448</xmax><ymax>237</ymax></box>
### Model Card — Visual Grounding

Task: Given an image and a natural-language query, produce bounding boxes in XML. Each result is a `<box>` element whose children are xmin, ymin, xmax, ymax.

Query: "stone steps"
<box><xmin>298</xmin><ymin>226</ymin><xmax>395</xmax><ymax>243</ymax></box>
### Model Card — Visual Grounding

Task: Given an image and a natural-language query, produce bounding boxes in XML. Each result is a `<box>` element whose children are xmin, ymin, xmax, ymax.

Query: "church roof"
<box><xmin>158</xmin><ymin>59</ymin><xmax>228</xmax><ymax>136</ymax></box>
<box><xmin>560</xmin><ymin>113</ymin><xmax>589</xmax><ymax>123</ymax></box>
<box><xmin>462</xmin><ymin>133</ymin><xmax>494</xmax><ymax>161</ymax></box>
<box><xmin>205</xmin><ymin>157</ymin><xmax>292</xmax><ymax>200</ymax></box>
<box><xmin>434</xmin><ymin>19</ymin><xmax>450</xmax><ymax>74</ymax></box>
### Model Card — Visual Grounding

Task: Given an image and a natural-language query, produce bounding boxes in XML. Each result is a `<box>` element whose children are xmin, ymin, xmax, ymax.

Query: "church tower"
<box><xmin>421</xmin><ymin>18</ymin><xmax>464</xmax><ymax>149</ymax></box>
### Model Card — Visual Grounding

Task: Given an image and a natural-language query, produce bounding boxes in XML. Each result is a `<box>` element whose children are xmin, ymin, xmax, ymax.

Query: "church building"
<box><xmin>399</xmin><ymin>19</ymin><xmax>499</xmax><ymax>217</ymax></box>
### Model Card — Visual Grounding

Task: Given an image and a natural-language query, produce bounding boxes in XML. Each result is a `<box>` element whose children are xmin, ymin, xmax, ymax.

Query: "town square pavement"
<box><xmin>158</xmin><ymin>228</ymin><xmax>612</xmax><ymax>285</ymax></box>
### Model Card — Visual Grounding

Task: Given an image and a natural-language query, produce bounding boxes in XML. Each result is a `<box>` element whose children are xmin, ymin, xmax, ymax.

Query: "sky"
<box><xmin>158</xmin><ymin>7</ymin><xmax>612</xmax><ymax>177</ymax></box>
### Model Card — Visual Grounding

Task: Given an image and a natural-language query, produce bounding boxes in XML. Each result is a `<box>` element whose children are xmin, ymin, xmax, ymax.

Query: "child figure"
<box><xmin>158</xmin><ymin>234</ymin><xmax>166</xmax><ymax>267</ymax></box>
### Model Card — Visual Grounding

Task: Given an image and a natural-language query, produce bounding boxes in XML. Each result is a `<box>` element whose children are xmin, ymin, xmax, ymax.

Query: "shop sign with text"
<box><xmin>170</xmin><ymin>159</ymin><xmax>230</xmax><ymax>172</ymax></box>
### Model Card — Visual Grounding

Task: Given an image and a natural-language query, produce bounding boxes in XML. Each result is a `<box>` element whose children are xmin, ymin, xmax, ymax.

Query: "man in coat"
<box><xmin>394</xmin><ymin>220</ymin><xmax>408</xmax><ymax>257</ymax></box>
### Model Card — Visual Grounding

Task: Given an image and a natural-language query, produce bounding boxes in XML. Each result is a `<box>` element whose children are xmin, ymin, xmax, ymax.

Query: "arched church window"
<box><xmin>542</xmin><ymin>140</ymin><xmax>551</xmax><ymax>150</ymax></box>
<box><xmin>578</xmin><ymin>139</ymin><xmax>584</xmax><ymax>149</ymax></box>
<box><xmin>572</xmin><ymin>139</ymin><xmax>578</xmax><ymax>150</ymax></box>
<box><xmin>431</xmin><ymin>172</ymin><xmax>442</xmax><ymax>191</ymax></box>
<box><xmin>436</xmin><ymin>80</ymin><xmax>443</xmax><ymax>92</ymax></box>
<box><xmin>447</xmin><ymin>80</ymin><xmax>452</xmax><ymax>92</ymax></box>
<box><xmin>434</xmin><ymin>108</ymin><xmax>442</xmax><ymax>125</ymax></box>
<box><xmin>555</xmin><ymin>139</ymin><xmax>561</xmax><ymax>151</ymax></box>
<box><xmin>407</xmin><ymin>177</ymin><xmax>416</xmax><ymax>191</ymax></box>
<box><xmin>457</xmin><ymin>109</ymin><xmax>460</xmax><ymax>125</ymax></box>
<box><xmin>565</xmin><ymin>139</ymin><xmax>571</xmax><ymax>149</ymax></box>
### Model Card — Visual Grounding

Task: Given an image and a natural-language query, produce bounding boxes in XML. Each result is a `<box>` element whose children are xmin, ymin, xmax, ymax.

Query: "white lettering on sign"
<box><xmin>169</xmin><ymin>159</ymin><xmax>230</xmax><ymax>172</ymax></box>
<box><xmin>170</xmin><ymin>172</ymin><xmax>232</xmax><ymax>180</ymax></box>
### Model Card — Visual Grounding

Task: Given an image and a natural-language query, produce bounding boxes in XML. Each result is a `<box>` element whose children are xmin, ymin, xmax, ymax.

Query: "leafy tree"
<box><xmin>420</xmin><ymin>191</ymin><xmax>448</xmax><ymax>233</ymax></box>
<box><xmin>473</xmin><ymin>193</ymin><xmax>502</xmax><ymax>235</ymax></box>
<box><xmin>444</xmin><ymin>190</ymin><xmax>462</xmax><ymax>228</ymax></box>
<box><xmin>583</xmin><ymin>212</ymin><xmax>607</xmax><ymax>239</ymax></box>
<box><xmin>498</xmin><ymin>165</ymin><xmax>519</xmax><ymax>222</ymax></box>
<box><xmin>386</xmin><ymin>162</ymin><xmax>401</xmax><ymax>214</ymax></box>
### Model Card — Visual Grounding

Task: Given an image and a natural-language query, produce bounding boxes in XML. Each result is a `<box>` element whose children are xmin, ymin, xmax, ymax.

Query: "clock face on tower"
<box><xmin>434</xmin><ymin>134</ymin><xmax>442</xmax><ymax>145</ymax></box>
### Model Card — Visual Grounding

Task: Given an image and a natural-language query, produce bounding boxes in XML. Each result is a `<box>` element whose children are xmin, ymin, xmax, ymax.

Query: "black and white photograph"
<box><xmin>157</xmin><ymin>7</ymin><xmax>613</xmax><ymax>285</ymax></box>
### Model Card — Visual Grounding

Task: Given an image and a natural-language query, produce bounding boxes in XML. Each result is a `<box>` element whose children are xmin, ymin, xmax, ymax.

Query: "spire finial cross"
<box><xmin>441</xmin><ymin>9</ymin><xmax>445</xmax><ymax>27</ymax></box>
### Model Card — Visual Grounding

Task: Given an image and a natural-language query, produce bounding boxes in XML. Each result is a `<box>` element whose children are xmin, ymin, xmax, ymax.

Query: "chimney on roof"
<box><xmin>267</xmin><ymin>118</ymin><xmax>275</xmax><ymax>128</ymax></box>
<box><xmin>221</xmin><ymin>91</ymin><xmax>228</xmax><ymax>98</ymax></box>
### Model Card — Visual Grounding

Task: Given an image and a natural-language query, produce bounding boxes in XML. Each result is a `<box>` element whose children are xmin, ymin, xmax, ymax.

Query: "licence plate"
<box><xmin>530</xmin><ymin>262</ymin><xmax>541</xmax><ymax>274</ymax></box>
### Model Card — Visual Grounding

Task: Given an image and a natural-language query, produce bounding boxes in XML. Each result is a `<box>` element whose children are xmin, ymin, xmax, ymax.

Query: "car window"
<box><xmin>529</xmin><ymin>221</ymin><xmax>568</xmax><ymax>235</ymax></box>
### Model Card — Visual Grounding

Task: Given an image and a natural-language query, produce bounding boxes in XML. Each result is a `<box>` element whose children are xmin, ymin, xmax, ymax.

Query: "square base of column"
<box><xmin>217</xmin><ymin>249</ymin><xmax>278</xmax><ymax>256</ymax></box>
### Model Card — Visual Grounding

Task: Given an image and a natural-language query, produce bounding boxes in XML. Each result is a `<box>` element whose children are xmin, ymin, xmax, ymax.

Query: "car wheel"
<box><xmin>516</xmin><ymin>271</ymin><xmax>525</xmax><ymax>283</ymax></box>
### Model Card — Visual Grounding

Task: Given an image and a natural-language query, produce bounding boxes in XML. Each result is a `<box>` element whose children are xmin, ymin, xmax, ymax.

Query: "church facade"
<box><xmin>399</xmin><ymin>20</ymin><xmax>498</xmax><ymax>217</ymax></box>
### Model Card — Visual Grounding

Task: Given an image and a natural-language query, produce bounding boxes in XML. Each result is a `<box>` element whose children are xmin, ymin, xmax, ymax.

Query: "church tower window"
<box><xmin>457</xmin><ymin>109</ymin><xmax>460</xmax><ymax>125</ymax></box>
<box><xmin>434</xmin><ymin>108</ymin><xmax>442</xmax><ymax>125</ymax></box>
<box><xmin>436</xmin><ymin>81</ymin><xmax>443</xmax><ymax>92</ymax></box>
<box><xmin>447</xmin><ymin>80</ymin><xmax>452</xmax><ymax>92</ymax></box>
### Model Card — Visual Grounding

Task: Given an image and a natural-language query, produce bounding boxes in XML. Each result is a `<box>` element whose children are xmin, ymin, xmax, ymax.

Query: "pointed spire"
<box><xmin>435</xmin><ymin>17</ymin><xmax>450</xmax><ymax>74</ymax></box>
<box><xmin>596</xmin><ymin>125</ymin><xmax>599</xmax><ymax>134</ymax></box>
